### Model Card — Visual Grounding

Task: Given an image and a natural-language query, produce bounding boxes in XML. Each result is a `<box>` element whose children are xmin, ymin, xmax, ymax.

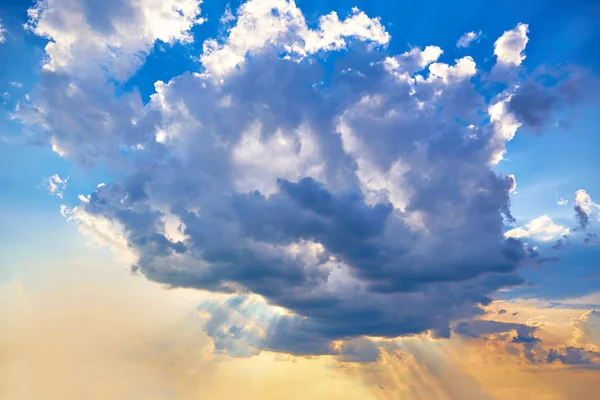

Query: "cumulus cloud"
<box><xmin>494</xmin><ymin>23</ymin><xmax>529</xmax><ymax>67</ymax></box>
<box><xmin>25</xmin><ymin>0</ymin><xmax>204</xmax><ymax>79</ymax></box>
<box><xmin>558</xmin><ymin>197</ymin><xmax>568</xmax><ymax>206</ymax></box>
<box><xmin>505</xmin><ymin>215</ymin><xmax>570</xmax><ymax>242</ymax></box>
<box><xmin>61</xmin><ymin>203</ymin><xmax>138</xmax><ymax>262</ymax></box>
<box><xmin>16</xmin><ymin>0</ymin><xmax>597</xmax><ymax>357</ymax></box>
<box><xmin>456</xmin><ymin>31</ymin><xmax>482</xmax><ymax>48</ymax></box>
<box><xmin>201</xmin><ymin>1</ymin><xmax>389</xmax><ymax>78</ymax></box>
<box><xmin>571</xmin><ymin>310</ymin><xmax>600</xmax><ymax>349</ymax></box>
<box><xmin>46</xmin><ymin>174</ymin><xmax>68</xmax><ymax>198</ymax></box>
<box><xmin>544</xmin><ymin>310</ymin><xmax>600</xmax><ymax>367</ymax></box>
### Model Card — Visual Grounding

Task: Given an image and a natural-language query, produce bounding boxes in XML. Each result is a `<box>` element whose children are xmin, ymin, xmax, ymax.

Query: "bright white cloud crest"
<box><xmin>17</xmin><ymin>0</ymin><xmax>593</xmax><ymax>357</ymax></box>
<box><xmin>26</xmin><ymin>0</ymin><xmax>204</xmax><ymax>79</ymax></box>
<box><xmin>505</xmin><ymin>215</ymin><xmax>569</xmax><ymax>242</ymax></box>
<box><xmin>494</xmin><ymin>23</ymin><xmax>529</xmax><ymax>66</ymax></box>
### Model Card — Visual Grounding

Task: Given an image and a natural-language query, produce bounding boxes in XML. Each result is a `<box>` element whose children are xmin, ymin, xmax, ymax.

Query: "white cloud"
<box><xmin>505</xmin><ymin>215</ymin><xmax>570</xmax><ymax>242</ymax></box>
<box><xmin>50</xmin><ymin>136</ymin><xmax>67</xmax><ymax>157</ymax></box>
<box><xmin>46</xmin><ymin>174</ymin><xmax>68</xmax><ymax>198</ymax></box>
<box><xmin>9</xmin><ymin>81</ymin><xmax>23</xmax><ymax>88</ymax></box>
<box><xmin>507</xmin><ymin>174</ymin><xmax>517</xmax><ymax>193</ymax></box>
<box><xmin>570</xmin><ymin>310</ymin><xmax>600</xmax><ymax>349</ymax></box>
<box><xmin>574</xmin><ymin>189</ymin><xmax>600</xmax><ymax>229</ymax></box>
<box><xmin>201</xmin><ymin>1</ymin><xmax>389</xmax><ymax>78</ymax></box>
<box><xmin>383</xmin><ymin>45</ymin><xmax>442</xmax><ymax>82</ymax></box>
<box><xmin>456</xmin><ymin>30</ymin><xmax>481</xmax><ymax>48</ymax></box>
<box><xmin>0</xmin><ymin>19</ymin><xmax>6</xmax><ymax>43</ymax></box>
<box><xmin>494</xmin><ymin>23</ymin><xmax>529</xmax><ymax>66</ymax></box>
<box><xmin>25</xmin><ymin>0</ymin><xmax>204</xmax><ymax>79</ymax></box>
<box><xmin>488</xmin><ymin>93</ymin><xmax>522</xmax><ymax>164</ymax></box>
<box><xmin>427</xmin><ymin>56</ymin><xmax>477</xmax><ymax>83</ymax></box>
<box><xmin>231</xmin><ymin>121</ymin><xmax>325</xmax><ymax>196</ymax></box>
<box><xmin>558</xmin><ymin>197</ymin><xmax>568</xmax><ymax>206</ymax></box>
<box><xmin>61</xmin><ymin>204</ymin><xmax>137</xmax><ymax>262</ymax></box>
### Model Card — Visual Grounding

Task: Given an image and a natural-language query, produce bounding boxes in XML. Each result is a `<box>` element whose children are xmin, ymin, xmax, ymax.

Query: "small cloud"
<box><xmin>489</xmin><ymin>23</ymin><xmax>529</xmax><ymax>81</ymax></box>
<box><xmin>558</xmin><ymin>198</ymin><xmax>568</xmax><ymax>206</ymax></box>
<box><xmin>456</xmin><ymin>30</ymin><xmax>482</xmax><ymax>48</ymax></box>
<box><xmin>505</xmin><ymin>215</ymin><xmax>570</xmax><ymax>242</ymax></box>
<box><xmin>0</xmin><ymin>20</ymin><xmax>6</xmax><ymax>43</ymax></box>
<box><xmin>494</xmin><ymin>23</ymin><xmax>529</xmax><ymax>66</ymax></box>
<box><xmin>9</xmin><ymin>81</ymin><xmax>23</xmax><ymax>88</ymax></box>
<box><xmin>574</xmin><ymin>189</ymin><xmax>600</xmax><ymax>230</ymax></box>
<box><xmin>46</xmin><ymin>174</ymin><xmax>68</xmax><ymax>198</ymax></box>
<box><xmin>220</xmin><ymin>4</ymin><xmax>235</xmax><ymax>24</ymax></box>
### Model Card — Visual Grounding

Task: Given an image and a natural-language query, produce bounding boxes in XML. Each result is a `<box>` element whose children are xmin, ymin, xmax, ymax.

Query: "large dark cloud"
<box><xmin>17</xmin><ymin>0</ymin><xmax>598</xmax><ymax>356</ymax></box>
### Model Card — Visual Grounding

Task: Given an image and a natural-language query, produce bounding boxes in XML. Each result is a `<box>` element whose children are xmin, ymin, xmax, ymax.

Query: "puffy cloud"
<box><xmin>487</xmin><ymin>93</ymin><xmax>522</xmax><ymax>164</ymax></box>
<box><xmin>558</xmin><ymin>197</ymin><xmax>568</xmax><ymax>206</ymax></box>
<box><xmin>61</xmin><ymin>203</ymin><xmax>137</xmax><ymax>262</ymax></box>
<box><xmin>494</xmin><ymin>23</ymin><xmax>529</xmax><ymax>67</ymax></box>
<box><xmin>575</xmin><ymin>189</ymin><xmax>600</xmax><ymax>230</ymax></box>
<box><xmin>201</xmin><ymin>0</ymin><xmax>389</xmax><ymax>78</ymax></box>
<box><xmin>456</xmin><ymin>30</ymin><xmax>482</xmax><ymax>48</ymax></box>
<box><xmin>25</xmin><ymin>0</ymin><xmax>204</xmax><ymax>79</ymax></box>
<box><xmin>571</xmin><ymin>310</ymin><xmax>600</xmax><ymax>349</ymax></box>
<box><xmin>46</xmin><ymin>174</ymin><xmax>68</xmax><ymax>198</ymax></box>
<box><xmin>544</xmin><ymin>310</ymin><xmax>600</xmax><ymax>367</ymax></box>
<box><xmin>384</xmin><ymin>45</ymin><xmax>443</xmax><ymax>77</ymax></box>
<box><xmin>505</xmin><ymin>215</ymin><xmax>570</xmax><ymax>242</ymax></box>
<box><xmin>17</xmin><ymin>0</ymin><xmax>596</xmax><ymax>357</ymax></box>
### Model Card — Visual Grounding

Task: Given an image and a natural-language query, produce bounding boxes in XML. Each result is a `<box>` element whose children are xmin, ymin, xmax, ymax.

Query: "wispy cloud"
<box><xmin>456</xmin><ymin>30</ymin><xmax>482</xmax><ymax>48</ymax></box>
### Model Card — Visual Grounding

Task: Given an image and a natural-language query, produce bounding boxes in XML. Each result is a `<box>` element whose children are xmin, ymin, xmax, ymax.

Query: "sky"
<box><xmin>1</xmin><ymin>0</ymin><xmax>600</xmax><ymax>399</ymax></box>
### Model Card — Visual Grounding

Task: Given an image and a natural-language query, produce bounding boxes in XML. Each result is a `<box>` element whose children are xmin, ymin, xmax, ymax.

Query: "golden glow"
<box><xmin>1</xmin><ymin>243</ymin><xmax>598</xmax><ymax>399</ymax></box>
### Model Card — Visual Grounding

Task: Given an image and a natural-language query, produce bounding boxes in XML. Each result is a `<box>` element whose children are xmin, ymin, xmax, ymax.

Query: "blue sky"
<box><xmin>1</xmin><ymin>0</ymin><xmax>600</xmax><ymax>398</ymax></box>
